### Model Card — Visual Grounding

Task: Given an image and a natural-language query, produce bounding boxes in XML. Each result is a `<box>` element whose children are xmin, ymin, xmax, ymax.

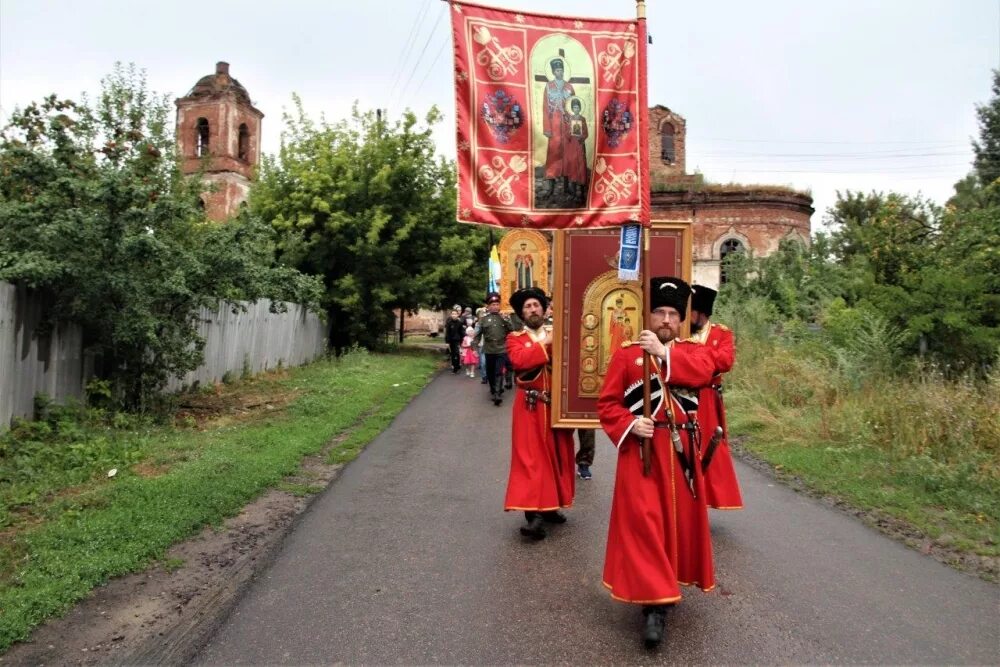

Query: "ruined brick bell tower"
<box><xmin>175</xmin><ymin>62</ymin><xmax>263</xmax><ymax>221</ymax></box>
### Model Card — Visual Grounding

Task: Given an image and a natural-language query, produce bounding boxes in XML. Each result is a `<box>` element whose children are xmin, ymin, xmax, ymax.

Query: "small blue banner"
<box><xmin>618</xmin><ymin>224</ymin><xmax>641</xmax><ymax>281</ymax></box>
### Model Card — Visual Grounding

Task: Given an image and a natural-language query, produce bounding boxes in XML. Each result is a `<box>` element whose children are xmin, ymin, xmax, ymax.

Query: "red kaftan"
<box><xmin>692</xmin><ymin>322</ymin><xmax>744</xmax><ymax>510</ymax></box>
<box><xmin>504</xmin><ymin>328</ymin><xmax>576</xmax><ymax>512</ymax></box>
<box><xmin>597</xmin><ymin>341</ymin><xmax>717</xmax><ymax>604</ymax></box>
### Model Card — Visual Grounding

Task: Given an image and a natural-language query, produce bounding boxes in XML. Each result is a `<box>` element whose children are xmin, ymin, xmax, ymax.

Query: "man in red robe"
<box><xmin>597</xmin><ymin>276</ymin><xmax>717</xmax><ymax>648</ymax></box>
<box><xmin>505</xmin><ymin>287</ymin><xmax>576</xmax><ymax>540</ymax></box>
<box><xmin>690</xmin><ymin>284</ymin><xmax>743</xmax><ymax>510</ymax></box>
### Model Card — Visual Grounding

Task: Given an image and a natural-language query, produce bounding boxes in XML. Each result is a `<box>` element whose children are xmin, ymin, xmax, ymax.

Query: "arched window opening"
<box><xmin>238</xmin><ymin>123</ymin><xmax>250</xmax><ymax>161</ymax></box>
<box><xmin>782</xmin><ymin>233</ymin><xmax>807</xmax><ymax>250</ymax></box>
<box><xmin>660</xmin><ymin>123</ymin><xmax>675</xmax><ymax>164</ymax></box>
<box><xmin>195</xmin><ymin>118</ymin><xmax>210</xmax><ymax>157</ymax></box>
<box><xmin>196</xmin><ymin>197</ymin><xmax>206</xmax><ymax>211</ymax></box>
<box><xmin>719</xmin><ymin>238</ymin><xmax>745</xmax><ymax>284</ymax></box>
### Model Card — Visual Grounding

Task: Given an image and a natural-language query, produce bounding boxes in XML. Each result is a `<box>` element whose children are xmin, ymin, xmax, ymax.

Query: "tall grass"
<box><xmin>718</xmin><ymin>297</ymin><xmax>1000</xmax><ymax>563</ymax></box>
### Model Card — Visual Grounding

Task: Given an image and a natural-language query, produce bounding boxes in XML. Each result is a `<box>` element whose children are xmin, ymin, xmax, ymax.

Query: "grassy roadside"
<box><xmin>723</xmin><ymin>318</ymin><xmax>999</xmax><ymax>579</ymax></box>
<box><xmin>0</xmin><ymin>349</ymin><xmax>440</xmax><ymax>651</ymax></box>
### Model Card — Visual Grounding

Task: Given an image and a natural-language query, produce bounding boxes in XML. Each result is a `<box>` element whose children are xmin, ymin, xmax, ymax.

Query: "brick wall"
<box><xmin>176</xmin><ymin>100</ymin><xmax>261</xmax><ymax>180</ymax></box>
<box><xmin>199</xmin><ymin>173</ymin><xmax>252</xmax><ymax>222</ymax></box>
<box><xmin>652</xmin><ymin>190</ymin><xmax>814</xmax><ymax>288</ymax></box>
<box><xmin>648</xmin><ymin>105</ymin><xmax>688</xmax><ymax>183</ymax></box>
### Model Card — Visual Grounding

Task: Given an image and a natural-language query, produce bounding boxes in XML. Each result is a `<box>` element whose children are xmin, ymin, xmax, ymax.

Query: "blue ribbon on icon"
<box><xmin>618</xmin><ymin>223</ymin><xmax>641</xmax><ymax>281</ymax></box>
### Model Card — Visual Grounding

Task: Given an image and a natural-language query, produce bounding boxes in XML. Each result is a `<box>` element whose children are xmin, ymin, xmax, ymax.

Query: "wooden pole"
<box><xmin>641</xmin><ymin>227</ymin><xmax>653</xmax><ymax>476</ymax></box>
<box><xmin>637</xmin><ymin>0</ymin><xmax>653</xmax><ymax>476</ymax></box>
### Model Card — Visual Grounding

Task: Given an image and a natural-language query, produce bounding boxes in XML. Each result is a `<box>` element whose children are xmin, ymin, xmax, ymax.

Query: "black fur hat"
<box><xmin>690</xmin><ymin>284</ymin><xmax>717</xmax><ymax>317</ymax></box>
<box><xmin>649</xmin><ymin>276</ymin><xmax>691</xmax><ymax>321</ymax></box>
<box><xmin>509</xmin><ymin>287</ymin><xmax>548</xmax><ymax>318</ymax></box>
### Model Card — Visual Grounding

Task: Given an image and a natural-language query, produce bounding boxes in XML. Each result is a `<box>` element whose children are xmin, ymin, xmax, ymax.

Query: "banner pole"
<box><xmin>488</xmin><ymin>227</ymin><xmax>494</xmax><ymax>299</ymax></box>
<box><xmin>641</xmin><ymin>227</ymin><xmax>653</xmax><ymax>476</ymax></box>
<box><xmin>637</xmin><ymin>0</ymin><xmax>653</xmax><ymax>476</ymax></box>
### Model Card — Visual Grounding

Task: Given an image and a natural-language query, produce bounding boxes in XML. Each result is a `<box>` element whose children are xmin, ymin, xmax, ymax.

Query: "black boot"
<box><xmin>642</xmin><ymin>605</ymin><xmax>666</xmax><ymax>648</ymax></box>
<box><xmin>519</xmin><ymin>514</ymin><xmax>546</xmax><ymax>540</ymax></box>
<box><xmin>541</xmin><ymin>510</ymin><xmax>567</xmax><ymax>524</ymax></box>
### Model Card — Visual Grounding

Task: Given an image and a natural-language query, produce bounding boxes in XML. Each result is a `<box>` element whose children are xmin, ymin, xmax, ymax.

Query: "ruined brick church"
<box><xmin>647</xmin><ymin>106</ymin><xmax>813</xmax><ymax>288</ymax></box>
<box><xmin>175</xmin><ymin>62</ymin><xmax>262</xmax><ymax>223</ymax></box>
<box><xmin>177</xmin><ymin>64</ymin><xmax>812</xmax><ymax>290</ymax></box>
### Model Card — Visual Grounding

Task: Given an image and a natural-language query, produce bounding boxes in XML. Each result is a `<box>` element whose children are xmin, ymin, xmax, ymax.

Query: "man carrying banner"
<box><xmin>504</xmin><ymin>287</ymin><xmax>576</xmax><ymax>540</ymax></box>
<box><xmin>690</xmin><ymin>284</ymin><xmax>744</xmax><ymax>510</ymax></box>
<box><xmin>597</xmin><ymin>277</ymin><xmax>717</xmax><ymax>648</ymax></box>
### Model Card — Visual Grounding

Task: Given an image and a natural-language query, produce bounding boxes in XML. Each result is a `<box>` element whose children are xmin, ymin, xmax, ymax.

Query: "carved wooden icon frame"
<box><xmin>551</xmin><ymin>222</ymin><xmax>692</xmax><ymax>428</ymax></box>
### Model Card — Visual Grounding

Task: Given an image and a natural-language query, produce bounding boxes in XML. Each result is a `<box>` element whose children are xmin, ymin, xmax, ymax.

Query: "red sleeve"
<box><xmin>597</xmin><ymin>348</ymin><xmax>639</xmax><ymax>448</ymax></box>
<box><xmin>665</xmin><ymin>342</ymin><xmax>716</xmax><ymax>388</ymax></box>
<box><xmin>506</xmin><ymin>333</ymin><xmax>549</xmax><ymax>371</ymax></box>
<box><xmin>711</xmin><ymin>326</ymin><xmax>735</xmax><ymax>374</ymax></box>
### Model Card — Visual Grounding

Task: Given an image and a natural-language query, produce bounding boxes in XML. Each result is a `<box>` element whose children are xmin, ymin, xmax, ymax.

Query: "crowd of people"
<box><xmin>444</xmin><ymin>298</ymin><xmax>513</xmax><ymax>395</ymax></box>
<box><xmin>449</xmin><ymin>278</ymin><xmax>742</xmax><ymax>649</ymax></box>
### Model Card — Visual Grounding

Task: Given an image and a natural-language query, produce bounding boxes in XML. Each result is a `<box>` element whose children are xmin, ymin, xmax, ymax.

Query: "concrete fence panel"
<box><xmin>1</xmin><ymin>282</ymin><xmax>329</xmax><ymax>430</ymax></box>
<box><xmin>165</xmin><ymin>300</ymin><xmax>328</xmax><ymax>392</ymax></box>
<box><xmin>0</xmin><ymin>283</ymin><xmax>85</xmax><ymax>427</ymax></box>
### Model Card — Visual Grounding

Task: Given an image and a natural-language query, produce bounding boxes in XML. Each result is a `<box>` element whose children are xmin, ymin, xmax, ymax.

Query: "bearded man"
<box><xmin>597</xmin><ymin>276</ymin><xmax>717</xmax><ymax>648</ymax></box>
<box><xmin>504</xmin><ymin>287</ymin><xmax>575</xmax><ymax>540</ymax></box>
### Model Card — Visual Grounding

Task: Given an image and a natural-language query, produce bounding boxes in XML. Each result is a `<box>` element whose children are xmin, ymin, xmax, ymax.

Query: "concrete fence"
<box><xmin>165</xmin><ymin>300</ymin><xmax>328</xmax><ymax>392</ymax></box>
<box><xmin>0</xmin><ymin>282</ymin><xmax>328</xmax><ymax>430</ymax></box>
<box><xmin>0</xmin><ymin>283</ymin><xmax>86</xmax><ymax>429</ymax></box>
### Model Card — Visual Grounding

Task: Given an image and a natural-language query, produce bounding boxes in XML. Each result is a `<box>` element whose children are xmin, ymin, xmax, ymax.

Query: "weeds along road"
<box><xmin>194</xmin><ymin>369</ymin><xmax>999</xmax><ymax>665</ymax></box>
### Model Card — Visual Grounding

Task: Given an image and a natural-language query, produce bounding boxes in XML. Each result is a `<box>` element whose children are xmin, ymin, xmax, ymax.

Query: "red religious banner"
<box><xmin>451</xmin><ymin>1</ymin><xmax>649</xmax><ymax>229</ymax></box>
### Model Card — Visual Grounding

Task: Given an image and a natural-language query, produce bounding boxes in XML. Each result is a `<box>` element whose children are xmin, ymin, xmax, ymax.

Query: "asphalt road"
<box><xmin>195</xmin><ymin>370</ymin><xmax>999</xmax><ymax>665</ymax></box>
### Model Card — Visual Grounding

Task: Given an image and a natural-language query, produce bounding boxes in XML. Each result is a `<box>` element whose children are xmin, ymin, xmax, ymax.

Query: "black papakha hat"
<box><xmin>690</xmin><ymin>284</ymin><xmax>717</xmax><ymax>317</ymax></box>
<box><xmin>486</xmin><ymin>292</ymin><xmax>501</xmax><ymax>304</ymax></box>
<box><xmin>649</xmin><ymin>276</ymin><xmax>691</xmax><ymax>321</ymax></box>
<box><xmin>510</xmin><ymin>287</ymin><xmax>548</xmax><ymax>318</ymax></box>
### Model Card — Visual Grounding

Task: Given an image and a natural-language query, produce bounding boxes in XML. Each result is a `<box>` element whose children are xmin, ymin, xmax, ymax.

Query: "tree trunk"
<box><xmin>398</xmin><ymin>310</ymin><xmax>405</xmax><ymax>343</ymax></box>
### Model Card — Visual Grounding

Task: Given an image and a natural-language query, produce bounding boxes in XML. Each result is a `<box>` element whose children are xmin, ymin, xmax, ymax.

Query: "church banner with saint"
<box><xmin>451</xmin><ymin>1</ymin><xmax>650</xmax><ymax>229</ymax></box>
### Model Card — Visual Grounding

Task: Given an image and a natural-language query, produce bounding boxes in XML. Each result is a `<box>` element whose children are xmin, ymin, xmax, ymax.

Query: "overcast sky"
<box><xmin>2</xmin><ymin>0</ymin><xmax>996</xmax><ymax>226</ymax></box>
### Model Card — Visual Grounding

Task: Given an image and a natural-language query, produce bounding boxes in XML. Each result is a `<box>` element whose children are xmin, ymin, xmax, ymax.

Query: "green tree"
<box><xmin>252</xmin><ymin>99</ymin><xmax>490</xmax><ymax>351</ymax></box>
<box><xmin>723</xmin><ymin>188</ymin><xmax>998</xmax><ymax>372</ymax></box>
<box><xmin>0</xmin><ymin>64</ymin><xmax>322</xmax><ymax>409</ymax></box>
<box><xmin>905</xmin><ymin>202</ymin><xmax>1000</xmax><ymax>369</ymax></box>
<box><xmin>825</xmin><ymin>190</ymin><xmax>884</xmax><ymax>259</ymax></box>
<box><xmin>825</xmin><ymin>191</ymin><xmax>998</xmax><ymax>370</ymax></box>
<box><xmin>828</xmin><ymin>190</ymin><xmax>938</xmax><ymax>285</ymax></box>
<box><xmin>719</xmin><ymin>233</ymin><xmax>854</xmax><ymax>323</ymax></box>
<box><xmin>950</xmin><ymin>69</ymin><xmax>1000</xmax><ymax>209</ymax></box>
<box><xmin>972</xmin><ymin>69</ymin><xmax>1000</xmax><ymax>187</ymax></box>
